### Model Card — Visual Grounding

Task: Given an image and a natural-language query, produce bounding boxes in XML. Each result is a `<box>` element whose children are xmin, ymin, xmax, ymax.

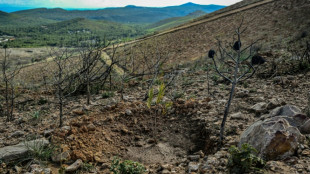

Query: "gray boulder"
<box><xmin>301</xmin><ymin>119</ymin><xmax>310</xmax><ymax>134</ymax></box>
<box><xmin>0</xmin><ymin>138</ymin><xmax>49</xmax><ymax>162</ymax></box>
<box><xmin>239</xmin><ymin>117</ymin><xmax>304</xmax><ymax>160</ymax></box>
<box><xmin>269</xmin><ymin>105</ymin><xmax>302</xmax><ymax>117</ymax></box>
<box><xmin>262</xmin><ymin>105</ymin><xmax>309</xmax><ymax>130</ymax></box>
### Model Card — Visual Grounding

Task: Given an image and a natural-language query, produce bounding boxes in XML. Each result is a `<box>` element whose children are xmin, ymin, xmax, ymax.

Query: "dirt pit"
<box><xmin>53</xmin><ymin>99</ymin><xmax>212</xmax><ymax>167</ymax></box>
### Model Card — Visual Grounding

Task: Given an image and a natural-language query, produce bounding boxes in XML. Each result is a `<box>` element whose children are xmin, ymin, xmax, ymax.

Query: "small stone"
<box><xmin>235</xmin><ymin>89</ymin><xmax>249</xmax><ymax>98</ymax></box>
<box><xmin>267</xmin><ymin>98</ymin><xmax>284</xmax><ymax>110</ymax></box>
<box><xmin>14</xmin><ymin>166</ymin><xmax>22</xmax><ymax>173</ymax></box>
<box><xmin>294</xmin><ymin>164</ymin><xmax>304</xmax><ymax>170</ymax></box>
<box><xmin>123</xmin><ymin>96</ymin><xmax>130</xmax><ymax>101</ymax></box>
<box><xmin>72</xmin><ymin>109</ymin><xmax>85</xmax><ymax>115</ymax></box>
<box><xmin>307</xmin><ymin>166</ymin><xmax>310</xmax><ymax>172</ymax></box>
<box><xmin>194</xmin><ymin>150</ymin><xmax>205</xmax><ymax>158</ymax></box>
<box><xmin>61</xmin><ymin>126</ymin><xmax>71</xmax><ymax>131</ymax></box>
<box><xmin>10</xmin><ymin>131</ymin><xmax>25</xmax><ymax>138</ymax></box>
<box><xmin>162</xmin><ymin>169</ymin><xmax>170</xmax><ymax>174</ymax></box>
<box><xmin>301</xmin><ymin>149</ymin><xmax>310</xmax><ymax>157</ymax></box>
<box><xmin>188</xmin><ymin>162</ymin><xmax>199</xmax><ymax>172</ymax></box>
<box><xmin>147</xmin><ymin>139</ymin><xmax>156</xmax><ymax>144</ymax></box>
<box><xmin>43</xmin><ymin>129</ymin><xmax>54</xmax><ymax>137</ymax></box>
<box><xmin>30</xmin><ymin>164</ymin><xmax>51</xmax><ymax>174</ymax></box>
<box><xmin>87</xmin><ymin>124</ymin><xmax>96</xmax><ymax>131</ymax></box>
<box><xmin>230</xmin><ymin>112</ymin><xmax>245</xmax><ymax>120</ymax></box>
<box><xmin>66</xmin><ymin>159</ymin><xmax>83</xmax><ymax>172</ymax></box>
<box><xmin>52</xmin><ymin>151</ymin><xmax>71</xmax><ymax>163</ymax></box>
<box><xmin>188</xmin><ymin>155</ymin><xmax>200</xmax><ymax>161</ymax></box>
<box><xmin>125</xmin><ymin>109</ymin><xmax>132</xmax><ymax>116</ymax></box>
<box><xmin>250</xmin><ymin>102</ymin><xmax>267</xmax><ymax>115</ymax></box>
<box><xmin>42</xmin><ymin>168</ymin><xmax>51</xmax><ymax>174</ymax></box>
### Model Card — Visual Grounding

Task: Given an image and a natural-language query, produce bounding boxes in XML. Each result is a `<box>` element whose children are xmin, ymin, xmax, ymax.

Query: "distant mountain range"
<box><xmin>7</xmin><ymin>3</ymin><xmax>225</xmax><ymax>24</ymax></box>
<box><xmin>0</xmin><ymin>3</ymin><xmax>226</xmax><ymax>47</ymax></box>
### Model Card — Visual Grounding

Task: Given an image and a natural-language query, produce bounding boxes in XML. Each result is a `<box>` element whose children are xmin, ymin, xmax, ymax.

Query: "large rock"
<box><xmin>0</xmin><ymin>138</ymin><xmax>49</xmax><ymax>162</ymax></box>
<box><xmin>269</xmin><ymin>105</ymin><xmax>302</xmax><ymax>117</ymax></box>
<box><xmin>239</xmin><ymin>117</ymin><xmax>304</xmax><ymax>160</ymax></box>
<box><xmin>262</xmin><ymin>105</ymin><xmax>309</xmax><ymax>130</ymax></box>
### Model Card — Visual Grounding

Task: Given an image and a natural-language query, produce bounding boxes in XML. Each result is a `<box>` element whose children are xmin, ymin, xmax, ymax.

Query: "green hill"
<box><xmin>0</xmin><ymin>10</ymin><xmax>56</xmax><ymax>28</ymax></box>
<box><xmin>1</xmin><ymin>18</ymin><xmax>146</xmax><ymax>47</ymax></box>
<box><xmin>12</xmin><ymin>3</ymin><xmax>225</xmax><ymax>24</ymax></box>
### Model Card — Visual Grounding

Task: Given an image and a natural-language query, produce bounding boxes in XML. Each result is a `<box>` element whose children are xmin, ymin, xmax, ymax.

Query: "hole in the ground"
<box><xmin>118</xmin><ymin>110</ymin><xmax>212</xmax><ymax>165</ymax></box>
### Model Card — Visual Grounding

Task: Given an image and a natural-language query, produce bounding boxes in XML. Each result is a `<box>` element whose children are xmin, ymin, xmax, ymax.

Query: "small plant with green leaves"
<box><xmin>147</xmin><ymin>79</ymin><xmax>173</xmax><ymax>115</ymax></box>
<box><xmin>31</xmin><ymin>110</ymin><xmax>41</xmax><ymax>120</ymax></box>
<box><xmin>147</xmin><ymin>78</ymin><xmax>173</xmax><ymax>142</ymax></box>
<box><xmin>77</xmin><ymin>162</ymin><xmax>96</xmax><ymax>173</ymax></box>
<box><xmin>172</xmin><ymin>91</ymin><xmax>184</xmax><ymax>101</ymax></box>
<box><xmin>228</xmin><ymin>143</ymin><xmax>265</xmax><ymax>174</ymax></box>
<box><xmin>27</xmin><ymin>144</ymin><xmax>55</xmax><ymax>162</ymax></box>
<box><xmin>110</xmin><ymin>157</ymin><xmax>146</xmax><ymax>174</ymax></box>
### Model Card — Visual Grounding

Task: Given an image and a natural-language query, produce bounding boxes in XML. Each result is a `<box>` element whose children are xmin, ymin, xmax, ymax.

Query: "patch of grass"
<box><xmin>38</xmin><ymin>97</ymin><xmax>48</xmax><ymax>105</ymax></box>
<box><xmin>27</xmin><ymin>144</ymin><xmax>55</xmax><ymax>162</ymax></box>
<box><xmin>110</xmin><ymin>157</ymin><xmax>146</xmax><ymax>174</ymax></box>
<box><xmin>172</xmin><ymin>91</ymin><xmax>184</xmax><ymax>100</ymax></box>
<box><xmin>102</xmin><ymin>91</ymin><xmax>115</xmax><ymax>99</ymax></box>
<box><xmin>242</xmin><ymin>82</ymin><xmax>249</xmax><ymax>88</ymax></box>
<box><xmin>31</xmin><ymin>111</ymin><xmax>41</xmax><ymax>120</ymax></box>
<box><xmin>228</xmin><ymin>143</ymin><xmax>265</xmax><ymax>174</ymax></box>
<box><xmin>211</xmin><ymin>74</ymin><xmax>219</xmax><ymax>83</ymax></box>
<box><xmin>249</xmin><ymin>88</ymin><xmax>257</xmax><ymax>93</ymax></box>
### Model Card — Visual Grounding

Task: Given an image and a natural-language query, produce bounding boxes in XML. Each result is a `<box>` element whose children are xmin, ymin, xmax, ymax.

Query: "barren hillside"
<box><xmin>114</xmin><ymin>0</ymin><xmax>310</xmax><ymax>65</ymax></box>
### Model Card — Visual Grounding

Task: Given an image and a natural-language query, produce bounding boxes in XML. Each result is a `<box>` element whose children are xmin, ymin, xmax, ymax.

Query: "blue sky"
<box><xmin>0</xmin><ymin>0</ymin><xmax>242</xmax><ymax>8</ymax></box>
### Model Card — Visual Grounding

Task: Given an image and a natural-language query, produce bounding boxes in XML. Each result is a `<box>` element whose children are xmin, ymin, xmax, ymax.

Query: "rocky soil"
<box><xmin>0</xmin><ymin>54</ymin><xmax>309</xmax><ymax>173</ymax></box>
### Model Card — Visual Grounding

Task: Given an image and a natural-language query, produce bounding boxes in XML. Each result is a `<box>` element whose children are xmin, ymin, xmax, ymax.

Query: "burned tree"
<box><xmin>208</xmin><ymin>21</ymin><xmax>265</xmax><ymax>143</ymax></box>
<box><xmin>77</xmin><ymin>42</ymin><xmax>118</xmax><ymax>105</ymax></box>
<box><xmin>46</xmin><ymin>48</ymin><xmax>80</xmax><ymax>127</ymax></box>
<box><xmin>0</xmin><ymin>45</ymin><xmax>22</xmax><ymax>121</ymax></box>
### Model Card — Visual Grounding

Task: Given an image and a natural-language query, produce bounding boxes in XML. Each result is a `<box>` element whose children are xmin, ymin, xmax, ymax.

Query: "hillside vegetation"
<box><xmin>0</xmin><ymin>10</ymin><xmax>56</xmax><ymax>27</ymax></box>
<box><xmin>12</xmin><ymin>3</ymin><xmax>224</xmax><ymax>24</ymax></box>
<box><xmin>0</xmin><ymin>18</ymin><xmax>146</xmax><ymax>47</ymax></box>
<box><xmin>0</xmin><ymin>3</ymin><xmax>225</xmax><ymax>48</ymax></box>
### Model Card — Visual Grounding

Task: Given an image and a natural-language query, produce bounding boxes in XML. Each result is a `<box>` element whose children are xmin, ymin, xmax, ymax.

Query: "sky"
<box><xmin>0</xmin><ymin>0</ymin><xmax>242</xmax><ymax>9</ymax></box>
